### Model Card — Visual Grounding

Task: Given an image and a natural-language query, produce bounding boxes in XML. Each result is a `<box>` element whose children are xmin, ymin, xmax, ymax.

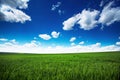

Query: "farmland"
<box><xmin>0</xmin><ymin>52</ymin><xmax>120</xmax><ymax>80</ymax></box>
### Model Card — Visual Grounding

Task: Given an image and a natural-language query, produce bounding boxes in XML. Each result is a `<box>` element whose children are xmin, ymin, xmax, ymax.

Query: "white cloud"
<box><xmin>99</xmin><ymin>1</ymin><xmax>120</xmax><ymax>26</ymax></box>
<box><xmin>70</xmin><ymin>37</ymin><xmax>76</xmax><ymax>42</ymax></box>
<box><xmin>0</xmin><ymin>38</ymin><xmax>8</xmax><ymax>41</ymax></box>
<box><xmin>119</xmin><ymin>36</ymin><xmax>120</xmax><ymax>39</ymax></box>
<box><xmin>63</xmin><ymin>9</ymin><xmax>99</xmax><ymax>30</ymax></box>
<box><xmin>34</xmin><ymin>37</ymin><xmax>37</xmax><ymax>40</ymax></box>
<box><xmin>58</xmin><ymin>10</ymin><xmax>64</xmax><ymax>15</ymax></box>
<box><xmin>0</xmin><ymin>0</ymin><xmax>29</xmax><ymax>9</ymax></box>
<box><xmin>2</xmin><ymin>39</ymin><xmax>18</xmax><ymax>46</ymax></box>
<box><xmin>79</xmin><ymin>41</ymin><xmax>84</xmax><ymax>45</ymax></box>
<box><xmin>63</xmin><ymin>13</ymin><xmax>81</xmax><ymax>30</ymax></box>
<box><xmin>77</xmin><ymin>9</ymin><xmax>99</xmax><ymax>30</ymax></box>
<box><xmin>0</xmin><ymin>40</ymin><xmax>41</xmax><ymax>53</ymax></box>
<box><xmin>0</xmin><ymin>0</ymin><xmax>31</xmax><ymax>23</ymax></box>
<box><xmin>51</xmin><ymin>2</ymin><xmax>64</xmax><ymax>15</ymax></box>
<box><xmin>100</xmin><ymin>45</ymin><xmax>120</xmax><ymax>51</ymax></box>
<box><xmin>100</xmin><ymin>0</ymin><xmax>104</xmax><ymax>7</ymax></box>
<box><xmin>39</xmin><ymin>34</ymin><xmax>51</xmax><ymax>40</ymax></box>
<box><xmin>116</xmin><ymin>42</ymin><xmax>120</xmax><ymax>46</ymax></box>
<box><xmin>51</xmin><ymin>2</ymin><xmax>61</xmax><ymax>11</ymax></box>
<box><xmin>0</xmin><ymin>41</ymin><xmax>120</xmax><ymax>53</ymax></box>
<box><xmin>91</xmin><ymin>42</ymin><xmax>101</xmax><ymax>47</ymax></box>
<box><xmin>23</xmin><ymin>40</ymin><xmax>40</xmax><ymax>48</ymax></box>
<box><xmin>0</xmin><ymin>38</ymin><xmax>18</xmax><ymax>44</ymax></box>
<box><xmin>39</xmin><ymin>31</ymin><xmax>60</xmax><ymax>40</ymax></box>
<box><xmin>10</xmin><ymin>39</ymin><xmax>18</xmax><ymax>44</ymax></box>
<box><xmin>51</xmin><ymin>31</ymin><xmax>60</xmax><ymax>38</ymax></box>
<box><xmin>71</xmin><ymin>43</ymin><xmax>76</xmax><ymax>46</ymax></box>
<box><xmin>63</xmin><ymin>1</ymin><xmax>120</xmax><ymax>31</ymax></box>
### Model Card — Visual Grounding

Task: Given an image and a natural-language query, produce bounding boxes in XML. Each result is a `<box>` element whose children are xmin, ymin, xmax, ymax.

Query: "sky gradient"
<box><xmin>0</xmin><ymin>0</ymin><xmax>120</xmax><ymax>53</ymax></box>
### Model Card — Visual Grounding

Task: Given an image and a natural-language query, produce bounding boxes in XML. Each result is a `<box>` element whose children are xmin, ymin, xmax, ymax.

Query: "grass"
<box><xmin>0</xmin><ymin>52</ymin><xmax>120</xmax><ymax>80</ymax></box>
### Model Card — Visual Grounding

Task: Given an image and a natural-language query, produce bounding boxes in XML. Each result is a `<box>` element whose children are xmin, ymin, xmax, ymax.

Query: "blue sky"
<box><xmin>0</xmin><ymin>0</ymin><xmax>120</xmax><ymax>53</ymax></box>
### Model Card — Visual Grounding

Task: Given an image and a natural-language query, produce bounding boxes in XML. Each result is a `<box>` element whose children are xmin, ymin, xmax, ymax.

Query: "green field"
<box><xmin>0</xmin><ymin>52</ymin><xmax>120</xmax><ymax>80</ymax></box>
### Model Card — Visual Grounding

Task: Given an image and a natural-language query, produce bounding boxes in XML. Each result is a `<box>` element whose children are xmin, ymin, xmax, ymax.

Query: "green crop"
<box><xmin>0</xmin><ymin>52</ymin><xmax>120</xmax><ymax>80</ymax></box>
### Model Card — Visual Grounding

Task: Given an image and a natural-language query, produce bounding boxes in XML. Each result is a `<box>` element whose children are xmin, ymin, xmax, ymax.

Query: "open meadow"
<box><xmin>0</xmin><ymin>52</ymin><xmax>120</xmax><ymax>80</ymax></box>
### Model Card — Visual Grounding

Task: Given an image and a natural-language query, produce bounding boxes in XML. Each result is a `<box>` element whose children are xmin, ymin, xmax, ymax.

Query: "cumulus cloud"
<box><xmin>58</xmin><ymin>10</ymin><xmax>64</xmax><ymax>15</ymax></box>
<box><xmin>63</xmin><ymin>9</ymin><xmax>99</xmax><ymax>30</ymax></box>
<box><xmin>51</xmin><ymin>31</ymin><xmax>60</xmax><ymax>38</ymax></box>
<box><xmin>51</xmin><ymin>2</ymin><xmax>64</xmax><ymax>15</ymax></box>
<box><xmin>0</xmin><ymin>38</ymin><xmax>8</xmax><ymax>41</ymax></box>
<box><xmin>0</xmin><ymin>41</ymin><xmax>120</xmax><ymax>53</ymax></box>
<box><xmin>10</xmin><ymin>39</ymin><xmax>18</xmax><ymax>44</ymax></box>
<box><xmin>39</xmin><ymin>31</ymin><xmax>60</xmax><ymax>40</ymax></box>
<box><xmin>91</xmin><ymin>42</ymin><xmax>101</xmax><ymax>47</ymax></box>
<box><xmin>2</xmin><ymin>39</ymin><xmax>18</xmax><ymax>46</ymax></box>
<box><xmin>71</xmin><ymin>43</ymin><xmax>76</xmax><ymax>46</ymax></box>
<box><xmin>70</xmin><ymin>37</ymin><xmax>76</xmax><ymax>42</ymax></box>
<box><xmin>34</xmin><ymin>37</ymin><xmax>37</xmax><ymax>40</ymax></box>
<box><xmin>116</xmin><ymin>42</ymin><xmax>120</xmax><ymax>46</ymax></box>
<box><xmin>23</xmin><ymin>40</ymin><xmax>40</xmax><ymax>48</ymax></box>
<box><xmin>99</xmin><ymin>1</ymin><xmax>120</xmax><ymax>26</ymax></box>
<box><xmin>77</xmin><ymin>9</ymin><xmax>99</xmax><ymax>30</ymax></box>
<box><xmin>119</xmin><ymin>36</ymin><xmax>120</xmax><ymax>39</ymax></box>
<box><xmin>79</xmin><ymin>41</ymin><xmax>84</xmax><ymax>45</ymax></box>
<box><xmin>51</xmin><ymin>2</ymin><xmax>61</xmax><ymax>11</ymax></box>
<box><xmin>63</xmin><ymin>13</ymin><xmax>81</xmax><ymax>30</ymax></box>
<box><xmin>63</xmin><ymin>1</ymin><xmax>120</xmax><ymax>31</ymax></box>
<box><xmin>0</xmin><ymin>38</ymin><xmax>18</xmax><ymax>45</ymax></box>
<box><xmin>39</xmin><ymin>34</ymin><xmax>51</xmax><ymax>40</ymax></box>
<box><xmin>0</xmin><ymin>0</ymin><xmax>31</xmax><ymax>23</ymax></box>
<box><xmin>0</xmin><ymin>40</ymin><xmax>41</xmax><ymax>53</ymax></box>
<box><xmin>100</xmin><ymin>0</ymin><xmax>104</xmax><ymax>7</ymax></box>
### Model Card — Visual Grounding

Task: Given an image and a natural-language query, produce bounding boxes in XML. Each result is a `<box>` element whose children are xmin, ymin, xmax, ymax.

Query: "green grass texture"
<box><xmin>0</xmin><ymin>52</ymin><xmax>120</xmax><ymax>80</ymax></box>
